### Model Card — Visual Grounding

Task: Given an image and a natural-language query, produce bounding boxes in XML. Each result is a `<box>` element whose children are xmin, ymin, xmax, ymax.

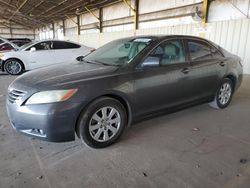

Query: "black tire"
<box><xmin>209</xmin><ymin>78</ymin><xmax>234</xmax><ymax>109</ymax></box>
<box><xmin>77</xmin><ymin>97</ymin><xmax>127</xmax><ymax>148</ymax></box>
<box><xmin>4</xmin><ymin>59</ymin><xmax>24</xmax><ymax>75</ymax></box>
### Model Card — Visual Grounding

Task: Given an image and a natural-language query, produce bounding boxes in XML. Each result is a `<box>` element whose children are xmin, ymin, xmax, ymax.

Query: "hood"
<box><xmin>10</xmin><ymin>61</ymin><xmax>119</xmax><ymax>91</ymax></box>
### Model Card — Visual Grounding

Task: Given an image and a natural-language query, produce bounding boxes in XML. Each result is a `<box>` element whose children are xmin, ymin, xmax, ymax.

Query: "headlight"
<box><xmin>0</xmin><ymin>54</ymin><xmax>4</xmax><ymax>58</ymax></box>
<box><xmin>25</xmin><ymin>89</ymin><xmax>77</xmax><ymax>105</ymax></box>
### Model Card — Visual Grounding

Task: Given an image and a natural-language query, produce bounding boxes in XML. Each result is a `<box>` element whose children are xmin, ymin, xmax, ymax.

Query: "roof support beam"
<box><xmin>85</xmin><ymin>6</ymin><xmax>100</xmax><ymax>21</ymax></box>
<box><xmin>0</xmin><ymin>0</ymin><xmax>16</xmax><ymax>9</ymax></box>
<box><xmin>8</xmin><ymin>0</ymin><xmax>29</xmax><ymax>21</ymax></box>
<box><xmin>84</xmin><ymin>6</ymin><xmax>104</xmax><ymax>33</ymax></box>
<box><xmin>65</xmin><ymin>14</ymin><xmax>78</xmax><ymax>25</ymax></box>
<box><xmin>134</xmin><ymin>0</ymin><xmax>139</xmax><ymax>31</ymax></box>
<box><xmin>77</xmin><ymin>15</ymin><xmax>80</xmax><ymax>35</ymax></box>
<box><xmin>202</xmin><ymin>0</ymin><xmax>208</xmax><ymax>25</ymax></box>
<box><xmin>26</xmin><ymin>0</ymin><xmax>45</xmax><ymax>15</ymax></box>
<box><xmin>52</xmin><ymin>22</ymin><xmax>55</xmax><ymax>39</ymax></box>
<box><xmin>99</xmin><ymin>7</ymin><xmax>103</xmax><ymax>33</ymax></box>
<box><xmin>122</xmin><ymin>0</ymin><xmax>138</xmax><ymax>33</ymax></box>
<box><xmin>62</xmin><ymin>19</ymin><xmax>66</xmax><ymax>37</ymax></box>
<box><xmin>0</xmin><ymin>14</ymin><xmax>32</xmax><ymax>28</ymax></box>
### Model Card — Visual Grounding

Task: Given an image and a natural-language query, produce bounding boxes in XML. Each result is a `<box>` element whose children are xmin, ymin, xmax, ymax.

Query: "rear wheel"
<box><xmin>77</xmin><ymin>97</ymin><xmax>127</xmax><ymax>148</ymax></box>
<box><xmin>209</xmin><ymin>78</ymin><xmax>233</xmax><ymax>109</ymax></box>
<box><xmin>4</xmin><ymin>59</ymin><xmax>24</xmax><ymax>75</ymax></box>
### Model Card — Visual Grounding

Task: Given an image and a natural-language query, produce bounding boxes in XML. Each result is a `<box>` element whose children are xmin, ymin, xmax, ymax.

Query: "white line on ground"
<box><xmin>30</xmin><ymin>140</ymin><xmax>52</xmax><ymax>188</ymax></box>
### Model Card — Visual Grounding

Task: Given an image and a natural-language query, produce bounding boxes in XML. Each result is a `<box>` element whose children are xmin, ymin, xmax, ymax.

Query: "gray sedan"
<box><xmin>6</xmin><ymin>35</ymin><xmax>243</xmax><ymax>148</ymax></box>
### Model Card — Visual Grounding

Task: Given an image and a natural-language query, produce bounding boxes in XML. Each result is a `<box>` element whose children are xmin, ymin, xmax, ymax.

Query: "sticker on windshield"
<box><xmin>133</xmin><ymin>38</ymin><xmax>152</xmax><ymax>43</ymax></box>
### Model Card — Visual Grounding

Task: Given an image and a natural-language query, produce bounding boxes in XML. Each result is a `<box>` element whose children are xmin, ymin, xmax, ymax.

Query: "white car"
<box><xmin>0</xmin><ymin>40</ymin><xmax>94</xmax><ymax>75</ymax></box>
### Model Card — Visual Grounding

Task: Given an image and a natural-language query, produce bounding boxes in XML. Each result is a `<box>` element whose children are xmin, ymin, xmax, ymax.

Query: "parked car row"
<box><xmin>0</xmin><ymin>38</ymin><xmax>94</xmax><ymax>75</ymax></box>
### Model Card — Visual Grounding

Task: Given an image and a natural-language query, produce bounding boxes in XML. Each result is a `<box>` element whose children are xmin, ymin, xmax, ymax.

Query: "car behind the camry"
<box><xmin>6</xmin><ymin>35</ymin><xmax>243</xmax><ymax>148</ymax></box>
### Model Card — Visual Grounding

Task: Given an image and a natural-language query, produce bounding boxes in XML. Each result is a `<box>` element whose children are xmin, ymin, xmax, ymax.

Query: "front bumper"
<box><xmin>0</xmin><ymin>59</ymin><xmax>2</xmax><ymax>70</ymax></box>
<box><xmin>6</xmin><ymin>99</ymin><xmax>83</xmax><ymax>142</ymax></box>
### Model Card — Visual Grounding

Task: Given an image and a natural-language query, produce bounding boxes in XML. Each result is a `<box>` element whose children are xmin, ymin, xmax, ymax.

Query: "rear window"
<box><xmin>52</xmin><ymin>41</ymin><xmax>81</xmax><ymax>49</ymax></box>
<box><xmin>0</xmin><ymin>43</ymin><xmax>14</xmax><ymax>51</ymax></box>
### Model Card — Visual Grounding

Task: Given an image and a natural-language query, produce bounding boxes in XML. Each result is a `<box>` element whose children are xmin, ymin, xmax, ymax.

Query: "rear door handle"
<box><xmin>181</xmin><ymin>68</ymin><xmax>189</xmax><ymax>74</ymax></box>
<box><xmin>219</xmin><ymin>62</ymin><xmax>226</xmax><ymax>67</ymax></box>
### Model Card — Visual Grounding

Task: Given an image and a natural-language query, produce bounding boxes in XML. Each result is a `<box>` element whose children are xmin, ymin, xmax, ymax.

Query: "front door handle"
<box><xmin>181</xmin><ymin>68</ymin><xmax>189</xmax><ymax>74</ymax></box>
<box><xmin>219</xmin><ymin>62</ymin><xmax>226</xmax><ymax>67</ymax></box>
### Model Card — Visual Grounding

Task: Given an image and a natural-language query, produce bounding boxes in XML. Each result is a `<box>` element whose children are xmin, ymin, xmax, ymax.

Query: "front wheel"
<box><xmin>209</xmin><ymin>78</ymin><xmax>234</xmax><ymax>109</ymax></box>
<box><xmin>4</xmin><ymin>59</ymin><xmax>24</xmax><ymax>75</ymax></box>
<box><xmin>77</xmin><ymin>97</ymin><xmax>127</xmax><ymax>148</ymax></box>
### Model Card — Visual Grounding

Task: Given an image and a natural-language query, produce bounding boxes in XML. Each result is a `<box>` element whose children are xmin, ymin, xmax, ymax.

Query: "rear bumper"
<box><xmin>6</xmin><ymin>99</ymin><xmax>83</xmax><ymax>142</ymax></box>
<box><xmin>235</xmin><ymin>73</ymin><xmax>243</xmax><ymax>91</ymax></box>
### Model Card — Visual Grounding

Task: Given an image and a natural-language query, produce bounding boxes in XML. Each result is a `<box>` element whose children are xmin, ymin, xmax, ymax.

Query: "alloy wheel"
<box><xmin>89</xmin><ymin>106</ymin><xmax>121</xmax><ymax>142</ymax></box>
<box><xmin>218</xmin><ymin>82</ymin><xmax>232</xmax><ymax>105</ymax></box>
<box><xmin>5</xmin><ymin>60</ymin><xmax>22</xmax><ymax>75</ymax></box>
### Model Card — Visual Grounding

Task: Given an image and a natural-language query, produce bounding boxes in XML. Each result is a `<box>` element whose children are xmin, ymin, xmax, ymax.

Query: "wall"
<box><xmin>36</xmin><ymin>0</ymin><xmax>250</xmax><ymax>74</ymax></box>
<box><xmin>0</xmin><ymin>20</ymin><xmax>35</xmax><ymax>39</ymax></box>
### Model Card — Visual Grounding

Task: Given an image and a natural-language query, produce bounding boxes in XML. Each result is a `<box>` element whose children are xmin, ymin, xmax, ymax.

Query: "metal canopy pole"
<box><xmin>122</xmin><ymin>0</ymin><xmax>138</xmax><ymax>33</ymax></box>
<box><xmin>85</xmin><ymin>6</ymin><xmax>102</xmax><ymax>33</ymax></box>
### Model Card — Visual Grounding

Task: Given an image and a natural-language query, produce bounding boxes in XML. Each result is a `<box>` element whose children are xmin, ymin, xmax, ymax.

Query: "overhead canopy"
<box><xmin>0</xmin><ymin>0</ymin><xmax>120</xmax><ymax>28</ymax></box>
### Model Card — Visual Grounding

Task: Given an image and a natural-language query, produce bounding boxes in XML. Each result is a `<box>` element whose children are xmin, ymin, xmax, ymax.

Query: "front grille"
<box><xmin>8</xmin><ymin>89</ymin><xmax>26</xmax><ymax>103</ymax></box>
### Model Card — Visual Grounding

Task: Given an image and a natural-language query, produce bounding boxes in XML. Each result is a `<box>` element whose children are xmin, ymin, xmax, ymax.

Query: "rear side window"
<box><xmin>187</xmin><ymin>40</ymin><xmax>212</xmax><ymax>61</ymax></box>
<box><xmin>0</xmin><ymin>43</ymin><xmax>14</xmax><ymax>51</ymax></box>
<box><xmin>31</xmin><ymin>41</ymin><xmax>52</xmax><ymax>50</ymax></box>
<box><xmin>187</xmin><ymin>40</ymin><xmax>223</xmax><ymax>61</ymax></box>
<box><xmin>52</xmin><ymin>41</ymin><xmax>80</xmax><ymax>49</ymax></box>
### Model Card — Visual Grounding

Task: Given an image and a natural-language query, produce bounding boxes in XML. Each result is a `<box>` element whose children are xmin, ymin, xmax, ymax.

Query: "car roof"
<box><xmin>120</xmin><ymin>35</ymin><xmax>210</xmax><ymax>41</ymax></box>
<box><xmin>36</xmin><ymin>39</ymin><xmax>81</xmax><ymax>44</ymax></box>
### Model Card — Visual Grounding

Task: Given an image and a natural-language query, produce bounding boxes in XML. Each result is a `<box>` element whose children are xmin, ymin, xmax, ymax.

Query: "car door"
<box><xmin>25</xmin><ymin>41</ymin><xmax>55</xmax><ymax>69</ymax></box>
<box><xmin>133</xmin><ymin>39</ymin><xmax>193</xmax><ymax>116</ymax></box>
<box><xmin>52</xmin><ymin>41</ymin><xmax>81</xmax><ymax>63</ymax></box>
<box><xmin>185</xmin><ymin>39</ymin><xmax>226</xmax><ymax>100</ymax></box>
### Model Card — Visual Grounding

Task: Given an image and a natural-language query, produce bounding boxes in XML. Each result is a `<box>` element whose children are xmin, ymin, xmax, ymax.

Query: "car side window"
<box><xmin>52</xmin><ymin>41</ymin><xmax>80</xmax><ymax>49</ymax></box>
<box><xmin>187</xmin><ymin>40</ymin><xmax>215</xmax><ymax>61</ymax></box>
<box><xmin>0</xmin><ymin>43</ymin><xmax>14</xmax><ymax>51</ymax></box>
<box><xmin>211</xmin><ymin>47</ymin><xmax>223</xmax><ymax>58</ymax></box>
<box><xmin>65</xmin><ymin>42</ymin><xmax>81</xmax><ymax>49</ymax></box>
<box><xmin>151</xmin><ymin>40</ymin><xmax>186</xmax><ymax>66</ymax></box>
<box><xmin>30</xmin><ymin>41</ymin><xmax>52</xmax><ymax>51</ymax></box>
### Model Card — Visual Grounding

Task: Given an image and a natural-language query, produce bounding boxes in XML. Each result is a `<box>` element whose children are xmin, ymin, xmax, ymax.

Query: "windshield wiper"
<box><xmin>84</xmin><ymin>60</ymin><xmax>119</xmax><ymax>66</ymax></box>
<box><xmin>83</xmin><ymin>60</ymin><xmax>98</xmax><ymax>65</ymax></box>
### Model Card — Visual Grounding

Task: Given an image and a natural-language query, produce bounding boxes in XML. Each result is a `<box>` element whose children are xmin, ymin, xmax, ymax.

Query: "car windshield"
<box><xmin>84</xmin><ymin>38</ymin><xmax>152</xmax><ymax>66</ymax></box>
<box><xmin>19</xmin><ymin>41</ymin><xmax>35</xmax><ymax>50</ymax></box>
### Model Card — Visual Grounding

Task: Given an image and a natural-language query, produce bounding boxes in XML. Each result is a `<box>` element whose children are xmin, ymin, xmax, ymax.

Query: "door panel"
<box><xmin>134</xmin><ymin>39</ymin><xmax>192</xmax><ymax>116</ymax></box>
<box><xmin>134</xmin><ymin>64</ymin><xmax>191</xmax><ymax>116</ymax></box>
<box><xmin>26</xmin><ymin>41</ymin><xmax>55</xmax><ymax>69</ymax></box>
<box><xmin>185</xmin><ymin>39</ymin><xmax>226</xmax><ymax>100</ymax></box>
<box><xmin>52</xmin><ymin>41</ymin><xmax>82</xmax><ymax>64</ymax></box>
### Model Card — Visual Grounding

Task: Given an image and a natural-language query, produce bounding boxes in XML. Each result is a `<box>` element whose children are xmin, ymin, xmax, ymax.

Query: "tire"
<box><xmin>209</xmin><ymin>78</ymin><xmax>234</xmax><ymax>109</ymax></box>
<box><xmin>77</xmin><ymin>97</ymin><xmax>127</xmax><ymax>148</ymax></box>
<box><xmin>4</xmin><ymin>59</ymin><xmax>24</xmax><ymax>75</ymax></box>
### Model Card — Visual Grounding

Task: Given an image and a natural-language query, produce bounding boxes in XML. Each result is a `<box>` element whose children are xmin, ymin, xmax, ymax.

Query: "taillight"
<box><xmin>239</xmin><ymin>60</ymin><xmax>243</xmax><ymax>67</ymax></box>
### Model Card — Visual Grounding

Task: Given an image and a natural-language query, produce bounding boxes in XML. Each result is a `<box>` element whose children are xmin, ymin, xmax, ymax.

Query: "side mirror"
<box><xmin>30</xmin><ymin>47</ymin><xmax>36</xmax><ymax>52</ymax></box>
<box><xmin>76</xmin><ymin>56</ymin><xmax>85</xmax><ymax>61</ymax></box>
<box><xmin>141</xmin><ymin>56</ymin><xmax>160</xmax><ymax>68</ymax></box>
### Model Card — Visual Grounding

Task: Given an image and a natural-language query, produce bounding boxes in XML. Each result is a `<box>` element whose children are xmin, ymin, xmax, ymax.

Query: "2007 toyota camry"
<box><xmin>6</xmin><ymin>35</ymin><xmax>243</xmax><ymax>148</ymax></box>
